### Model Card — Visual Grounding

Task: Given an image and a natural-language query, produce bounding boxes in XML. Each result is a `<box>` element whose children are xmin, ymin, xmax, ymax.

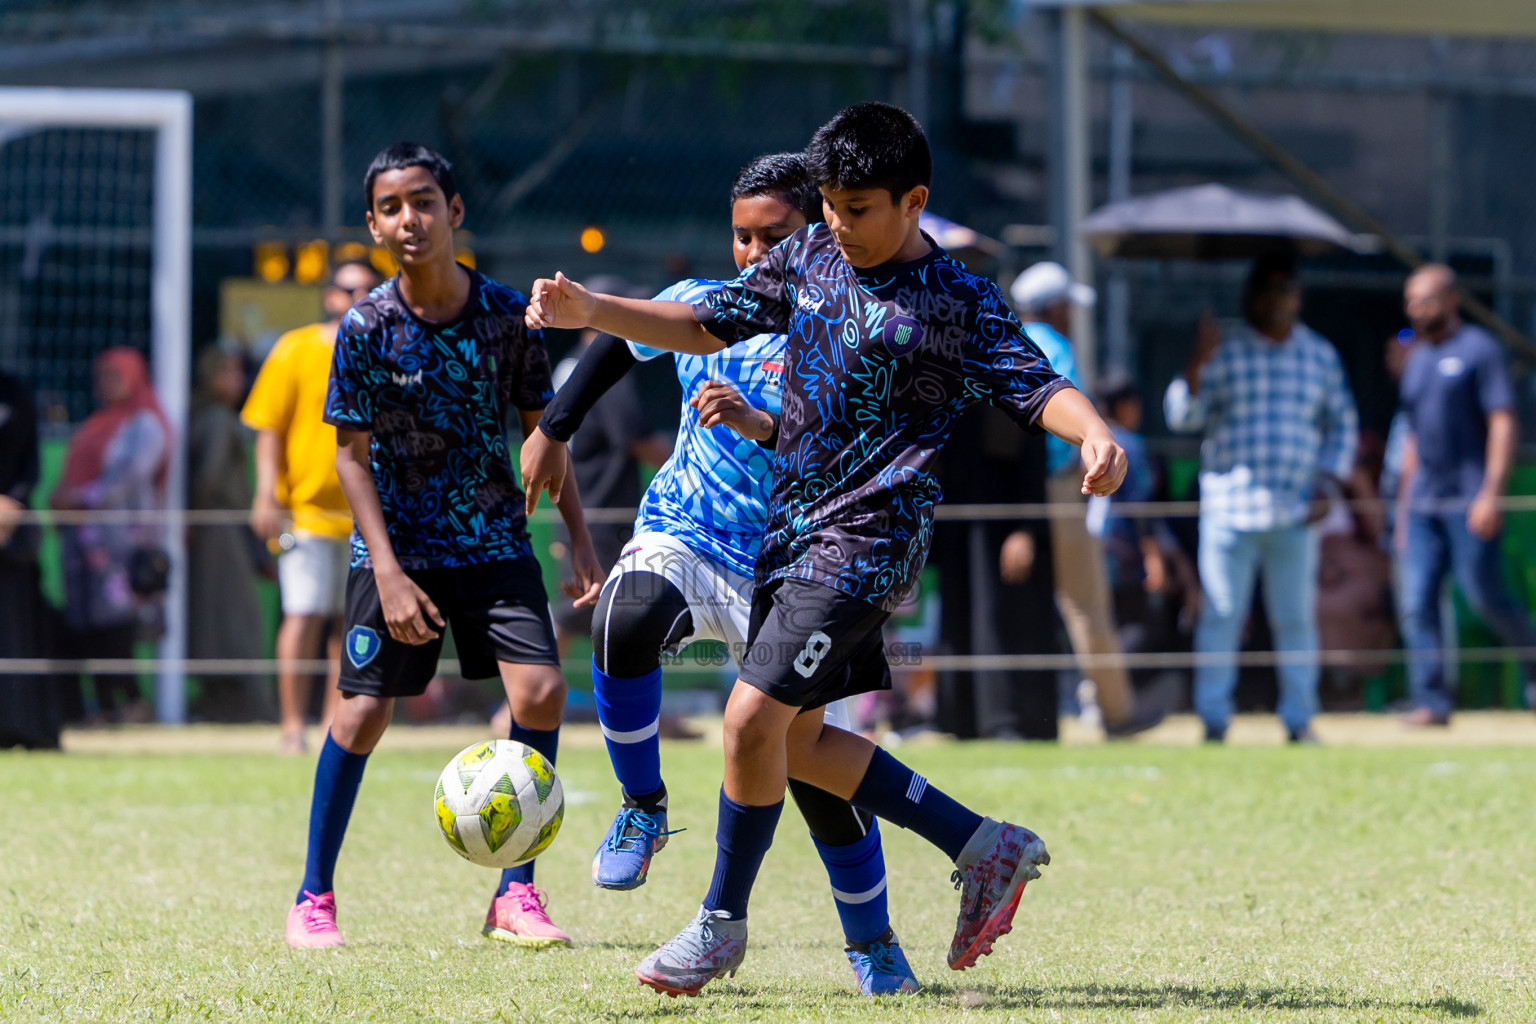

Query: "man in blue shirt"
<box><xmin>1397</xmin><ymin>263</ymin><xmax>1536</xmax><ymax>726</ymax></box>
<box><xmin>1011</xmin><ymin>262</ymin><xmax>1158</xmax><ymax>736</ymax></box>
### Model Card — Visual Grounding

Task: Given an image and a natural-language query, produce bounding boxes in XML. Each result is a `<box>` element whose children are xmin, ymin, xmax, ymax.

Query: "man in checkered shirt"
<box><xmin>1164</xmin><ymin>251</ymin><xmax>1359</xmax><ymax>743</ymax></box>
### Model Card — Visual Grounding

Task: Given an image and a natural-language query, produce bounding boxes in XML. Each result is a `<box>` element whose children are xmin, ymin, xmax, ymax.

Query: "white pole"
<box><xmin>1061</xmin><ymin>6</ymin><xmax>1096</xmax><ymax>389</ymax></box>
<box><xmin>1105</xmin><ymin>42</ymin><xmax>1134</xmax><ymax>374</ymax></box>
<box><xmin>152</xmin><ymin>93</ymin><xmax>193</xmax><ymax>725</ymax></box>
<box><xmin>0</xmin><ymin>88</ymin><xmax>193</xmax><ymax>723</ymax></box>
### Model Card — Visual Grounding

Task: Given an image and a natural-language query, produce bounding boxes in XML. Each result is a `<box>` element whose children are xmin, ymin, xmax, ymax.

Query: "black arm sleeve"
<box><xmin>538</xmin><ymin>333</ymin><xmax>641</xmax><ymax>443</ymax></box>
<box><xmin>753</xmin><ymin>414</ymin><xmax>781</xmax><ymax>451</ymax></box>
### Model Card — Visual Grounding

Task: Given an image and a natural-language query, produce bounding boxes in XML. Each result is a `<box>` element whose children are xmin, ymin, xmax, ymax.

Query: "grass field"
<box><xmin>3</xmin><ymin>719</ymin><xmax>1534</xmax><ymax>1023</ymax></box>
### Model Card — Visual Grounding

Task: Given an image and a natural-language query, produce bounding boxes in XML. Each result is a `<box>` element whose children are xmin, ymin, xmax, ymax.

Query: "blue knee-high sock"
<box><xmin>702</xmin><ymin>790</ymin><xmax>783</xmax><ymax>920</ymax></box>
<box><xmin>298</xmin><ymin>732</ymin><xmax>369</xmax><ymax>902</ymax></box>
<box><xmin>850</xmin><ymin>748</ymin><xmax>984</xmax><ymax>863</ymax></box>
<box><xmin>813</xmin><ymin>819</ymin><xmax>891</xmax><ymax>944</ymax></box>
<box><xmin>591</xmin><ymin>659</ymin><xmax>664</xmax><ymax>802</ymax></box>
<box><xmin>497</xmin><ymin>720</ymin><xmax>560</xmax><ymax>894</ymax></box>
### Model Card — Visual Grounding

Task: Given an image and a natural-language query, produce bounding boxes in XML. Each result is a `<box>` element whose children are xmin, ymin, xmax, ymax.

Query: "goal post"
<box><xmin>0</xmin><ymin>87</ymin><xmax>193</xmax><ymax>723</ymax></box>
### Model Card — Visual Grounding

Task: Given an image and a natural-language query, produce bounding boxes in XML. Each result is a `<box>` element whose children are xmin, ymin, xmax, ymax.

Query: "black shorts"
<box><xmin>738</xmin><ymin>577</ymin><xmax>892</xmax><ymax>710</ymax></box>
<box><xmin>339</xmin><ymin>559</ymin><xmax>559</xmax><ymax>698</ymax></box>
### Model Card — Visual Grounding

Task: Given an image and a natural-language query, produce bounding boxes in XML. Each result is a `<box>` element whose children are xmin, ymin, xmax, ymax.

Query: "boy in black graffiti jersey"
<box><xmin>287</xmin><ymin>142</ymin><xmax>604</xmax><ymax>951</ymax></box>
<box><xmin>525</xmin><ymin>104</ymin><xmax>1127</xmax><ymax>994</ymax></box>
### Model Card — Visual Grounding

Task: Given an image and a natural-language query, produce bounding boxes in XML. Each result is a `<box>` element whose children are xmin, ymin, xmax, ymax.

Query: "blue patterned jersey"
<box><xmin>628</xmin><ymin>278</ymin><xmax>784</xmax><ymax>580</ymax></box>
<box><xmin>324</xmin><ymin>270</ymin><xmax>555</xmax><ymax>569</ymax></box>
<box><xmin>694</xmin><ymin>224</ymin><xmax>1073</xmax><ymax>611</ymax></box>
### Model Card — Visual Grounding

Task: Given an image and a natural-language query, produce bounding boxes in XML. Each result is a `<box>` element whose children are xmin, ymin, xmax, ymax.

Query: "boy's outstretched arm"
<box><xmin>335</xmin><ymin>427</ymin><xmax>444</xmax><ymax>644</ymax></box>
<box><xmin>525</xmin><ymin>272</ymin><xmax>724</xmax><ymax>355</ymax></box>
<box><xmin>1037</xmin><ymin>388</ymin><xmax>1129</xmax><ymax>497</ymax></box>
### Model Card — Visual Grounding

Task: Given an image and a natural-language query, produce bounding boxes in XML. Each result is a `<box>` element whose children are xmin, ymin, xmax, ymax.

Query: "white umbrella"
<box><xmin>1080</xmin><ymin>183</ymin><xmax>1363</xmax><ymax>260</ymax></box>
<box><xmin>921</xmin><ymin>211</ymin><xmax>1004</xmax><ymax>258</ymax></box>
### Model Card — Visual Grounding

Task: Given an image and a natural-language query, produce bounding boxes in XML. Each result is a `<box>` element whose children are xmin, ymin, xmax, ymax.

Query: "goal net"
<box><xmin>0</xmin><ymin>88</ymin><xmax>192</xmax><ymax>722</ymax></box>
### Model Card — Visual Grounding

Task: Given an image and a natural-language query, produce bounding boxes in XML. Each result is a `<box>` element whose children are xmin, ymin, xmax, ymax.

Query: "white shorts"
<box><xmin>605</xmin><ymin>531</ymin><xmax>854</xmax><ymax>731</ymax></box>
<box><xmin>277</xmin><ymin>532</ymin><xmax>350</xmax><ymax>617</ymax></box>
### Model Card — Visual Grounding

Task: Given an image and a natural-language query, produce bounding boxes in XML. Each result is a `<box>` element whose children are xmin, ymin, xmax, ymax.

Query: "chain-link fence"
<box><xmin>7</xmin><ymin>4</ymin><xmax>1536</xmax><ymax>425</ymax></box>
<box><xmin>0</xmin><ymin>127</ymin><xmax>155</xmax><ymax>425</ymax></box>
<box><xmin>6</xmin><ymin>2</ymin><xmax>1536</xmax><ymax>731</ymax></box>
<box><xmin>9</xmin><ymin>5</ymin><xmax>1536</xmax><ymax>432</ymax></box>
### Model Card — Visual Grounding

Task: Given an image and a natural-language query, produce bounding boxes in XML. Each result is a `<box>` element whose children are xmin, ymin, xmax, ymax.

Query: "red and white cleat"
<box><xmin>947</xmin><ymin>819</ymin><xmax>1049</xmax><ymax>970</ymax></box>
<box><xmin>636</xmin><ymin>906</ymin><xmax>747</xmax><ymax>996</ymax></box>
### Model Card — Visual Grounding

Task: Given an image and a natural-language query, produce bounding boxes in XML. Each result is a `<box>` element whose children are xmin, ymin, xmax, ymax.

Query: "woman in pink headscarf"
<box><xmin>53</xmin><ymin>347</ymin><xmax>171</xmax><ymax>723</ymax></box>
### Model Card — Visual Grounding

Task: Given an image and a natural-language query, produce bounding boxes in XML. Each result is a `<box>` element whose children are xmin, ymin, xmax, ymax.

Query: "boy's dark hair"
<box><xmin>806</xmin><ymin>102</ymin><xmax>932</xmax><ymax>201</ymax></box>
<box><xmin>363</xmin><ymin>142</ymin><xmax>457</xmax><ymax>213</ymax></box>
<box><xmin>731</xmin><ymin>152</ymin><xmax>824</xmax><ymax>224</ymax></box>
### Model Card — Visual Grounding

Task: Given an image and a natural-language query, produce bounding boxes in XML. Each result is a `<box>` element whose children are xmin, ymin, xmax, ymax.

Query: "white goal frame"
<box><xmin>0</xmin><ymin>88</ymin><xmax>193</xmax><ymax>724</ymax></box>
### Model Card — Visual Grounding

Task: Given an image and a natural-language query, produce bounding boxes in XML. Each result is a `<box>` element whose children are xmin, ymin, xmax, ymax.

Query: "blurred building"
<box><xmin>2</xmin><ymin>0</ymin><xmax>1535</xmax><ymax>439</ymax></box>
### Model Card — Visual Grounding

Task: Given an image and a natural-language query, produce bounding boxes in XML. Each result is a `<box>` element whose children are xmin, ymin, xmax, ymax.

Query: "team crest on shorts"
<box><xmin>882</xmin><ymin>315</ymin><xmax>924</xmax><ymax>356</ymax></box>
<box><xmin>346</xmin><ymin>626</ymin><xmax>382</xmax><ymax>668</ymax></box>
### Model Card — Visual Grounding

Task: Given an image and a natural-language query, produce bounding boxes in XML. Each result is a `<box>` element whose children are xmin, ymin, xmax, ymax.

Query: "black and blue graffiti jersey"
<box><xmin>693</xmin><ymin>223</ymin><xmax>1072</xmax><ymax>611</ymax></box>
<box><xmin>325</xmin><ymin>270</ymin><xmax>555</xmax><ymax>570</ymax></box>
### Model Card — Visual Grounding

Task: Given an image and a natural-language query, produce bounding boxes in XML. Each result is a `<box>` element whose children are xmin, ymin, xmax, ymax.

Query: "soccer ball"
<box><xmin>433</xmin><ymin>740</ymin><xmax>565</xmax><ymax>868</ymax></box>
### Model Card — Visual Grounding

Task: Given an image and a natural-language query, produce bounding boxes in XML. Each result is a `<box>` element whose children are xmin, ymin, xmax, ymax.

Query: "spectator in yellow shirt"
<box><xmin>243</xmin><ymin>260</ymin><xmax>382</xmax><ymax>752</ymax></box>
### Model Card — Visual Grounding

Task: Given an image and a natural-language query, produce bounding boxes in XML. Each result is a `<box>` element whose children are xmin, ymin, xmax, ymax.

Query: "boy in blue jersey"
<box><xmin>525</xmin><ymin>104</ymin><xmax>1128</xmax><ymax>994</ymax></box>
<box><xmin>286</xmin><ymin>143</ymin><xmax>605</xmax><ymax>951</ymax></box>
<box><xmin>521</xmin><ymin>152</ymin><xmax>918</xmax><ymax>995</ymax></box>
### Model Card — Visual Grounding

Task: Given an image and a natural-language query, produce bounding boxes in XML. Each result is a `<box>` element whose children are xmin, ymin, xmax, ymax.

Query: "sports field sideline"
<box><xmin>3</xmin><ymin>714</ymin><xmax>1533</xmax><ymax>1023</ymax></box>
<box><xmin>53</xmin><ymin>710</ymin><xmax>1536</xmax><ymax>754</ymax></box>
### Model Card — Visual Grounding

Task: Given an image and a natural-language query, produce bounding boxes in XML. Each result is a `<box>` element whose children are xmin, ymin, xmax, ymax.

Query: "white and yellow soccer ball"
<box><xmin>433</xmin><ymin>740</ymin><xmax>565</xmax><ymax>869</ymax></box>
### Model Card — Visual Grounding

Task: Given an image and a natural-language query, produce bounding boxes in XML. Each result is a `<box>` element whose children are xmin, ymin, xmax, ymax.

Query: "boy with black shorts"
<box><xmin>525</xmin><ymin>103</ymin><xmax>1127</xmax><ymax>993</ymax></box>
<box><xmin>522</xmin><ymin>151</ymin><xmax>919</xmax><ymax>994</ymax></box>
<box><xmin>286</xmin><ymin>143</ymin><xmax>603</xmax><ymax>950</ymax></box>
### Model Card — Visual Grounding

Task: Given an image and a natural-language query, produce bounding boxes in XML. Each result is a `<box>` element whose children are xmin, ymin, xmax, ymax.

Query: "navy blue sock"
<box><xmin>591</xmin><ymin>660</ymin><xmax>664</xmax><ymax>802</ymax></box>
<box><xmin>813</xmin><ymin>819</ymin><xmax>891</xmax><ymax>944</ymax></box>
<box><xmin>702</xmin><ymin>790</ymin><xmax>783</xmax><ymax>920</ymax></box>
<box><xmin>850</xmin><ymin>748</ymin><xmax>984</xmax><ymax>863</ymax></box>
<box><xmin>497</xmin><ymin>720</ymin><xmax>560</xmax><ymax>895</ymax></box>
<box><xmin>298</xmin><ymin>732</ymin><xmax>369</xmax><ymax>902</ymax></box>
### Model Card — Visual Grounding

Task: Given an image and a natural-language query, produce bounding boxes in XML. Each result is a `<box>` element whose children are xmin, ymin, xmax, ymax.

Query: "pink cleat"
<box><xmin>287</xmin><ymin>890</ymin><xmax>345</xmax><ymax>949</ymax></box>
<box><xmin>947</xmin><ymin>819</ymin><xmax>1050</xmax><ymax>970</ymax></box>
<box><xmin>483</xmin><ymin>883</ymin><xmax>572</xmax><ymax>950</ymax></box>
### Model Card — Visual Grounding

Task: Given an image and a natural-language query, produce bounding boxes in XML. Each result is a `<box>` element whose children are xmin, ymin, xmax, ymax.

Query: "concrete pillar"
<box><xmin>1049</xmin><ymin>6</ymin><xmax>1096</xmax><ymax>386</ymax></box>
<box><xmin>1105</xmin><ymin>42</ymin><xmax>1133</xmax><ymax>376</ymax></box>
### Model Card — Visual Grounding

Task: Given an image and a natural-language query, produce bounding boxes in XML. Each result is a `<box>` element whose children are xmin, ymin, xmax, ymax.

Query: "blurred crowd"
<box><xmin>921</xmin><ymin>254</ymin><xmax>1535</xmax><ymax>745</ymax></box>
<box><xmin>2</xmin><ymin>255</ymin><xmax>1534</xmax><ymax>750</ymax></box>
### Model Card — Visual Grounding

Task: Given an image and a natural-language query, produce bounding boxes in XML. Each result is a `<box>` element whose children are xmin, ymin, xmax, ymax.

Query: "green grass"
<box><xmin>2</xmin><ymin>734</ymin><xmax>1534</xmax><ymax>1022</ymax></box>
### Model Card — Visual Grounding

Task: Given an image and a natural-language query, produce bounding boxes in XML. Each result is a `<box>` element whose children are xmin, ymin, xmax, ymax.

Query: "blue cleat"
<box><xmin>845</xmin><ymin>928</ymin><xmax>921</xmax><ymax>995</ymax></box>
<box><xmin>591</xmin><ymin>804</ymin><xmax>678</xmax><ymax>891</ymax></box>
